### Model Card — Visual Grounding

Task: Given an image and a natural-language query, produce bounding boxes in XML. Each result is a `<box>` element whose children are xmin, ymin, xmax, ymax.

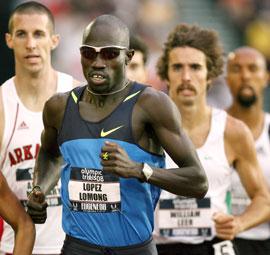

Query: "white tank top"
<box><xmin>231</xmin><ymin>113</ymin><xmax>270</xmax><ymax>240</ymax></box>
<box><xmin>155</xmin><ymin>108</ymin><xmax>232</xmax><ymax>244</ymax></box>
<box><xmin>0</xmin><ymin>72</ymin><xmax>74</xmax><ymax>254</ymax></box>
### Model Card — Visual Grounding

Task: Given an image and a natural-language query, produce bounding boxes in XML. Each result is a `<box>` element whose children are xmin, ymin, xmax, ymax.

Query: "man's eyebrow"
<box><xmin>15</xmin><ymin>29</ymin><xmax>25</xmax><ymax>33</ymax></box>
<box><xmin>15</xmin><ymin>28</ymin><xmax>47</xmax><ymax>33</ymax></box>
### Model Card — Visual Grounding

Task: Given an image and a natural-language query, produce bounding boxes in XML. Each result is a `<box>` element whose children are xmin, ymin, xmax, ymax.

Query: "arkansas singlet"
<box><xmin>231</xmin><ymin>113</ymin><xmax>270</xmax><ymax>240</ymax></box>
<box><xmin>155</xmin><ymin>108</ymin><xmax>233</xmax><ymax>244</ymax></box>
<box><xmin>58</xmin><ymin>82</ymin><xmax>165</xmax><ymax>247</ymax></box>
<box><xmin>0</xmin><ymin>72</ymin><xmax>74</xmax><ymax>254</ymax></box>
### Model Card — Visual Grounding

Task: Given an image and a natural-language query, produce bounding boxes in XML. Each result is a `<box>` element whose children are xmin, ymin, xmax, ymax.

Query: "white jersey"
<box><xmin>0</xmin><ymin>72</ymin><xmax>74</xmax><ymax>254</ymax></box>
<box><xmin>231</xmin><ymin>113</ymin><xmax>270</xmax><ymax>240</ymax></box>
<box><xmin>156</xmin><ymin>108</ymin><xmax>232</xmax><ymax>244</ymax></box>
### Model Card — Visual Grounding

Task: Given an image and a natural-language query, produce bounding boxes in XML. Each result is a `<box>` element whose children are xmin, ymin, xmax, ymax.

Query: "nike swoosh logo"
<box><xmin>123</xmin><ymin>90</ymin><xmax>141</xmax><ymax>102</ymax></box>
<box><xmin>100</xmin><ymin>125</ymin><xmax>124</xmax><ymax>137</ymax></box>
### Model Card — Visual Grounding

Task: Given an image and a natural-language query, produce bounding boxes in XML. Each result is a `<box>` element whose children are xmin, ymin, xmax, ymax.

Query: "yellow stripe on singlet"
<box><xmin>71</xmin><ymin>91</ymin><xmax>78</xmax><ymax>104</ymax></box>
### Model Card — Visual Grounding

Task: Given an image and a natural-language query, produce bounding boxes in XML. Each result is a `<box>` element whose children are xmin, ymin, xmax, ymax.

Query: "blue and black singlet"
<box><xmin>58</xmin><ymin>82</ymin><xmax>165</xmax><ymax>247</ymax></box>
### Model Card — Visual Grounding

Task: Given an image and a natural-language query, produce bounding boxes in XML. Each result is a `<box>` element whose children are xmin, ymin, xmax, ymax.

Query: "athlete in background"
<box><xmin>127</xmin><ymin>34</ymin><xmax>148</xmax><ymax>84</ymax></box>
<box><xmin>226</xmin><ymin>46</ymin><xmax>270</xmax><ymax>254</ymax></box>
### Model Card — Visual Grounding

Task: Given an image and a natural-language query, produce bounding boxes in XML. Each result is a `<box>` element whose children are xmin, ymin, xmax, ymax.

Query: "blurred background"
<box><xmin>1</xmin><ymin>0</ymin><xmax>270</xmax><ymax>110</ymax></box>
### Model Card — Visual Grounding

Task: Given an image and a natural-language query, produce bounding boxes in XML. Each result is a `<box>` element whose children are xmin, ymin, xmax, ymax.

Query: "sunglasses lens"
<box><xmin>101</xmin><ymin>48</ymin><xmax>121</xmax><ymax>60</ymax></box>
<box><xmin>80</xmin><ymin>47</ymin><xmax>97</xmax><ymax>60</ymax></box>
<box><xmin>80</xmin><ymin>46</ymin><xmax>124</xmax><ymax>60</ymax></box>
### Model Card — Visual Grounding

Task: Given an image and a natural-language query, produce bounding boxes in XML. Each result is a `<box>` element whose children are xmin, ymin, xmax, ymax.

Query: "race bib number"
<box><xmin>158</xmin><ymin>197</ymin><xmax>212</xmax><ymax>237</ymax></box>
<box><xmin>68</xmin><ymin>167</ymin><xmax>121</xmax><ymax>213</ymax></box>
<box><xmin>213</xmin><ymin>240</ymin><xmax>236</xmax><ymax>255</ymax></box>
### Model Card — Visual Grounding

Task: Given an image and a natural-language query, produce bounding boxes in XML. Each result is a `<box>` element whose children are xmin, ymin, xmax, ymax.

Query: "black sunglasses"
<box><xmin>80</xmin><ymin>45</ymin><xmax>128</xmax><ymax>60</ymax></box>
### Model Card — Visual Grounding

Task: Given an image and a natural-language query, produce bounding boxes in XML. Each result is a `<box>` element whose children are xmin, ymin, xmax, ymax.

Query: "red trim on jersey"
<box><xmin>0</xmin><ymin>103</ymin><xmax>19</xmax><ymax>242</ymax></box>
<box><xmin>0</xmin><ymin>103</ymin><xmax>19</xmax><ymax>171</ymax></box>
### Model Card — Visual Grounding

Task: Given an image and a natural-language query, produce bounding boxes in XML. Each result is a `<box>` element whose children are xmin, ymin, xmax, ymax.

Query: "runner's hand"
<box><xmin>213</xmin><ymin>212</ymin><xmax>241</xmax><ymax>240</ymax></box>
<box><xmin>27</xmin><ymin>186</ymin><xmax>48</xmax><ymax>224</ymax></box>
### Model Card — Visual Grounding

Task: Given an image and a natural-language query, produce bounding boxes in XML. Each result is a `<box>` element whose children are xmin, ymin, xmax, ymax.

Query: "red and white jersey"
<box><xmin>0</xmin><ymin>72</ymin><xmax>74</xmax><ymax>254</ymax></box>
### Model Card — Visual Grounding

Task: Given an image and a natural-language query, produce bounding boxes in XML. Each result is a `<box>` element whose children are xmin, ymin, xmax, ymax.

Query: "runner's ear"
<box><xmin>51</xmin><ymin>34</ymin><xmax>60</xmax><ymax>50</ymax></box>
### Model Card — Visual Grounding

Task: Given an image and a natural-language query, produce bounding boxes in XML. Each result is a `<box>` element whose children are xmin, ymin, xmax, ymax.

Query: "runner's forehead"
<box><xmin>83</xmin><ymin>22</ymin><xmax>129</xmax><ymax>47</ymax></box>
<box><xmin>229</xmin><ymin>48</ymin><xmax>266</xmax><ymax>69</ymax></box>
<box><xmin>11</xmin><ymin>13</ymin><xmax>52</xmax><ymax>34</ymax></box>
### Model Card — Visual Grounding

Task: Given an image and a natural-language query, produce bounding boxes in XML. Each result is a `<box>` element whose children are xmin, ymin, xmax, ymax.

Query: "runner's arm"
<box><xmin>0</xmin><ymin>172</ymin><xmax>35</xmax><ymax>254</ymax></box>
<box><xmin>214</xmin><ymin>117</ymin><xmax>270</xmax><ymax>240</ymax></box>
<box><xmin>101</xmin><ymin>88</ymin><xmax>208</xmax><ymax>198</ymax></box>
<box><xmin>27</xmin><ymin>93</ymin><xmax>67</xmax><ymax>223</ymax></box>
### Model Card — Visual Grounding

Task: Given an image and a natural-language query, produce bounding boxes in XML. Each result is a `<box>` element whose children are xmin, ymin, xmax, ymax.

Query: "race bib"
<box><xmin>68</xmin><ymin>167</ymin><xmax>121</xmax><ymax>213</ymax></box>
<box><xmin>158</xmin><ymin>197</ymin><xmax>212</xmax><ymax>237</ymax></box>
<box><xmin>213</xmin><ymin>240</ymin><xmax>236</xmax><ymax>255</ymax></box>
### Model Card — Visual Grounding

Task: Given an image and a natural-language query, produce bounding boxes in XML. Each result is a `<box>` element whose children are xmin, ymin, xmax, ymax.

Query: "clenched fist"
<box><xmin>27</xmin><ymin>186</ymin><xmax>48</xmax><ymax>224</ymax></box>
